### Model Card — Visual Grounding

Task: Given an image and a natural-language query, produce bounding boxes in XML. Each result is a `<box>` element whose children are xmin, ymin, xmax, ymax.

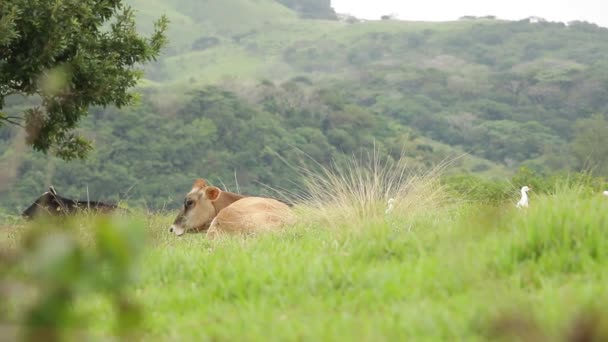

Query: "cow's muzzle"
<box><xmin>169</xmin><ymin>224</ymin><xmax>186</xmax><ymax>236</ymax></box>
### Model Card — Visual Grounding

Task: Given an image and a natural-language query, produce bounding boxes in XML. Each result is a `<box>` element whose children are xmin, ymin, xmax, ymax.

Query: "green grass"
<box><xmin>3</xmin><ymin>186</ymin><xmax>608</xmax><ymax>340</ymax></box>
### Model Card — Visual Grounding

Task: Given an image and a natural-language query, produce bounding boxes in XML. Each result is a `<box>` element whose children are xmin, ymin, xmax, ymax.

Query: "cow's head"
<box><xmin>169</xmin><ymin>179</ymin><xmax>222</xmax><ymax>236</ymax></box>
<box><xmin>21</xmin><ymin>186</ymin><xmax>64</xmax><ymax>219</ymax></box>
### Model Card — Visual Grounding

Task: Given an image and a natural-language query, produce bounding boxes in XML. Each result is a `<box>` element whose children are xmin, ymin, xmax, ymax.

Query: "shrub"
<box><xmin>0</xmin><ymin>215</ymin><xmax>146</xmax><ymax>341</ymax></box>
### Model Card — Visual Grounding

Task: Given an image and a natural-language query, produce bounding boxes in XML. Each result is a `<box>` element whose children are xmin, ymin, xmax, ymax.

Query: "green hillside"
<box><xmin>130</xmin><ymin>0</ymin><xmax>342</xmax><ymax>85</ymax></box>
<box><xmin>1</xmin><ymin>0</ymin><xmax>608</xmax><ymax>213</ymax></box>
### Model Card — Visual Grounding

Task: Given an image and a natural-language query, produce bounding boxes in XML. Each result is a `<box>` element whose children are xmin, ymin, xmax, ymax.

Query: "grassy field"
<box><xmin>2</xmin><ymin>162</ymin><xmax>608</xmax><ymax>341</ymax></box>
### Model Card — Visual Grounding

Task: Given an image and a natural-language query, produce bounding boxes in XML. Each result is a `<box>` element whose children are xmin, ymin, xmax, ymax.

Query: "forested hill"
<box><xmin>275</xmin><ymin>0</ymin><xmax>336</xmax><ymax>19</ymax></box>
<box><xmin>1</xmin><ymin>0</ymin><xmax>608</xmax><ymax>212</ymax></box>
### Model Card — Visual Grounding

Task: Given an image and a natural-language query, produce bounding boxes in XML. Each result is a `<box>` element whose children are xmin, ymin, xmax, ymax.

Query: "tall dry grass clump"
<box><xmin>287</xmin><ymin>150</ymin><xmax>452</xmax><ymax>227</ymax></box>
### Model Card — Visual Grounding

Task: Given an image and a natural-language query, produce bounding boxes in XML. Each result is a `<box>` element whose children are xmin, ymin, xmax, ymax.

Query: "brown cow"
<box><xmin>169</xmin><ymin>179</ymin><xmax>294</xmax><ymax>238</ymax></box>
<box><xmin>205</xmin><ymin>196</ymin><xmax>295</xmax><ymax>239</ymax></box>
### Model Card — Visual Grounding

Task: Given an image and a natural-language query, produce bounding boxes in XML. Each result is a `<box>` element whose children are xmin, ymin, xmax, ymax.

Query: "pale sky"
<box><xmin>331</xmin><ymin>0</ymin><xmax>608</xmax><ymax>28</ymax></box>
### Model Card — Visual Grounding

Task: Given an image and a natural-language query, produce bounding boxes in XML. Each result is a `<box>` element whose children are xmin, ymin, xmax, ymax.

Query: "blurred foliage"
<box><xmin>511</xmin><ymin>166</ymin><xmax>607</xmax><ymax>195</ymax></box>
<box><xmin>442</xmin><ymin>174</ymin><xmax>512</xmax><ymax>204</ymax></box>
<box><xmin>570</xmin><ymin>114</ymin><xmax>608</xmax><ymax>176</ymax></box>
<box><xmin>0</xmin><ymin>215</ymin><xmax>146</xmax><ymax>341</ymax></box>
<box><xmin>0</xmin><ymin>0</ymin><xmax>168</xmax><ymax>159</ymax></box>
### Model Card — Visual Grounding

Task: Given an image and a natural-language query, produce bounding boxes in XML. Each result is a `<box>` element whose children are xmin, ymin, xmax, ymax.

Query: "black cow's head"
<box><xmin>21</xmin><ymin>186</ymin><xmax>66</xmax><ymax>219</ymax></box>
<box><xmin>21</xmin><ymin>185</ymin><xmax>120</xmax><ymax>220</ymax></box>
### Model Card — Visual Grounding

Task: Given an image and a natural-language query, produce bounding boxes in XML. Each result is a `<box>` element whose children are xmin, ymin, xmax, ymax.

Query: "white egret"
<box><xmin>385</xmin><ymin>198</ymin><xmax>395</xmax><ymax>214</ymax></box>
<box><xmin>516</xmin><ymin>186</ymin><xmax>531</xmax><ymax>208</ymax></box>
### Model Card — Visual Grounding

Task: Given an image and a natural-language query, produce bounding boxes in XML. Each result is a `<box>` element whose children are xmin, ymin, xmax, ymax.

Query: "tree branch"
<box><xmin>0</xmin><ymin>90</ymin><xmax>20</xmax><ymax>97</ymax></box>
<box><xmin>0</xmin><ymin>115</ymin><xmax>24</xmax><ymax>127</ymax></box>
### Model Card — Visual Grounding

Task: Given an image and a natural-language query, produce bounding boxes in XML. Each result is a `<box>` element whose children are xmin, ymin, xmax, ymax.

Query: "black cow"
<box><xmin>21</xmin><ymin>186</ymin><xmax>118</xmax><ymax>219</ymax></box>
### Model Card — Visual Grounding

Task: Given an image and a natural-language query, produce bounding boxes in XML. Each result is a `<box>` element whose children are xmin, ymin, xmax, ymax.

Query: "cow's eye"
<box><xmin>184</xmin><ymin>199</ymin><xmax>195</xmax><ymax>209</ymax></box>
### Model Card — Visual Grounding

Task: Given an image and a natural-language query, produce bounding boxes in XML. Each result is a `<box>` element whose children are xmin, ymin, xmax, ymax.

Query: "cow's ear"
<box><xmin>193</xmin><ymin>179</ymin><xmax>207</xmax><ymax>189</ymax></box>
<box><xmin>49</xmin><ymin>186</ymin><xmax>57</xmax><ymax>195</ymax></box>
<box><xmin>205</xmin><ymin>187</ymin><xmax>221</xmax><ymax>201</ymax></box>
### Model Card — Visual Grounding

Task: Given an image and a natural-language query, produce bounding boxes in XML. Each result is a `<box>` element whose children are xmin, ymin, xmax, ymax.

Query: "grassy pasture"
<box><xmin>2</xmin><ymin>163</ymin><xmax>608</xmax><ymax>340</ymax></box>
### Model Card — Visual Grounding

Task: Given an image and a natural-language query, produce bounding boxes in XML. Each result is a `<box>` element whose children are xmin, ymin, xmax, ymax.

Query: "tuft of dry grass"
<box><xmin>283</xmin><ymin>150</ymin><xmax>454</xmax><ymax>228</ymax></box>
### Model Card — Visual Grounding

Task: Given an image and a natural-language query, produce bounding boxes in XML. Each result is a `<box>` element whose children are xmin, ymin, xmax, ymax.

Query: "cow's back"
<box><xmin>206</xmin><ymin>197</ymin><xmax>294</xmax><ymax>238</ymax></box>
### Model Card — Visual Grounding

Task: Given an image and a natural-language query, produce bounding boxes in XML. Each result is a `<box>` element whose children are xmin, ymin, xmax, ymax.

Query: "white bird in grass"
<box><xmin>385</xmin><ymin>198</ymin><xmax>395</xmax><ymax>214</ymax></box>
<box><xmin>516</xmin><ymin>186</ymin><xmax>531</xmax><ymax>208</ymax></box>
<box><xmin>603</xmin><ymin>190</ymin><xmax>608</xmax><ymax>197</ymax></box>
